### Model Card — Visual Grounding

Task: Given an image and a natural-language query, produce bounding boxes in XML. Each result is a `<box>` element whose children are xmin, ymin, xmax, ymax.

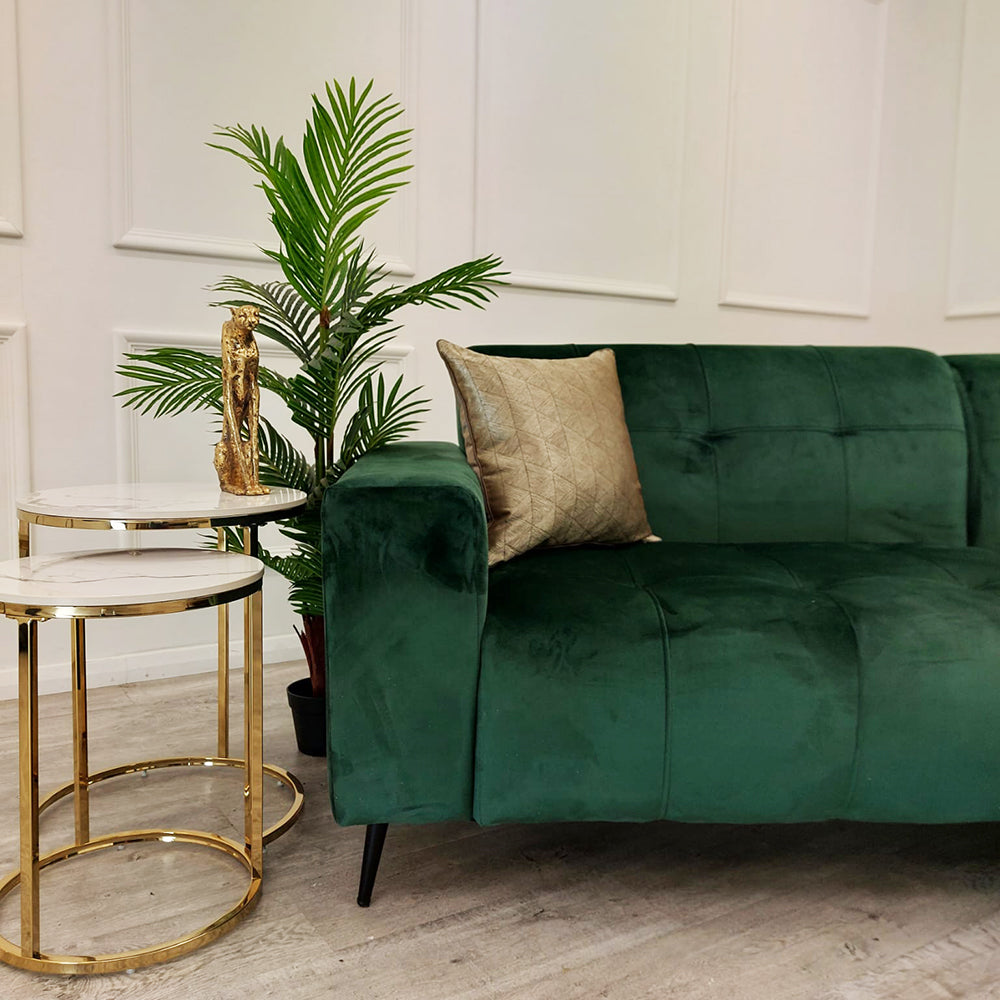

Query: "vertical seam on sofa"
<box><xmin>818</xmin><ymin>590</ymin><xmax>865</xmax><ymax>817</ymax></box>
<box><xmin>690</xmin><ymin>344</ymin><xmax>721</xmax><ymax>542</ymax></box>
<box><xmin>646</xmin><ymin>589</ymin><xmax>672</xmax><ymax>820</ymax></box>
<box><xmin>622</xmin><ymin>551</ymin><xmax>672</xmax><ymax>819</ymax></box>
<box><xmin>814</xmin><ymin>347</ymin><xmax>852</xmax><ymax>542</ymax></box>
<box><xmin>946</xmin><ymin>363</ymin><xmax>979</xmax><ymax>547</ymax></box>
<box><xmin>470</xmin><ymin>496</ymin><xmax>489</xmax><ymax>824</ymax></box>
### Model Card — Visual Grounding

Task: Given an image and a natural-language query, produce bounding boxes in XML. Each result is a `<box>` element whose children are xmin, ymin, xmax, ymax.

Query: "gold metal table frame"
<box><xmin>0</xmin><ymin>492</ymin><xmax>309</xmax><ymax>975</ymax></box>
<box><xmin>16</xmin><ymin>508</ymin><xmax>306</xmax><ymax>848</ymax></box>
<box><xmin>0</xmin><ymin>566</ymin><xmax>266</xmax><ymax>975</ymax></box>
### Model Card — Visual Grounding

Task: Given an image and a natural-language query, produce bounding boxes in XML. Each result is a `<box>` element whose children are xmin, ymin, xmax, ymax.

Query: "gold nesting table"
<box><xmin>0</xmin><ymin>484</ymin><xmax>308</xmax><ymax>975</ymax></box>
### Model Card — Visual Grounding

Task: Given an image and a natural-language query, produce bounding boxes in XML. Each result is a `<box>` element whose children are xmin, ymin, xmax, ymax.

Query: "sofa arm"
<box><xmin>321</xmin><ymin>441</ymin><xmax>488</xmax><ymax>825</ymax></box>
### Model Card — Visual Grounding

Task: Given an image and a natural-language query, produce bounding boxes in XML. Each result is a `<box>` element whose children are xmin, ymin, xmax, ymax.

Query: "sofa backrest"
<box><xmin>947</xmin><ymin>354</ymin><xmax>1000</xmax><ymax>548</ymax></box>
<box><xmin>475</xmin><ymin>344</ymin><xmax>970</xmax><ymax>546</ymax></box>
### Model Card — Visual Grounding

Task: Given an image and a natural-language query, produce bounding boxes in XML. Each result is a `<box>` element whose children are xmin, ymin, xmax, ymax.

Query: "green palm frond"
<box><xmin>286</xmin><ymin>328</ymin><xmax>399</xmax><ymax>444</ymax></box>
<box><xmin>115</xmin><ymin>349</ymin><xmax>223</xmax><ymax>416</ymax></box>
<box><xmin>286</xmin><ymin>577</ymin><xmax>324</xmax><ymax>618</ymax></box>
<box><xmin>264</xmin><ymin>542</ymin><xmax>321</xmax><ymax>586</ymax></box>
<box><xmin>331</xmin><ymin>330</ymin><xmax>401</xmax><ymax>421</ymax></box>
<box><xmin>255</xmin><ymin>363</ymin><xmax>294</xmax><ymax>401</ymax></box>
<box><xmin>337</xmin><ymin>373</ymin><xmax>428</xmax><ymax>474</ymax></box>
<box><xmin>209</xmin><ymin>79</ymin><xmax>411</xmax><ymax>314</ymax></box>
<box><xmin>360</xmin><ymin>255</ymin><xmax>507</xmax><ymax>328</ymax></box>
<box><xmin>208</xmin><ymin>527</ymin><xmax>323</xmax><ymax>617</ymax></box>
<box><xmin>116</xmin><ymin>349</ymin><xmax>292</xmax><ymax>422</ymax></box>
<box><xmin>256</xmin><ymin>417</ymin><xmax>315</xmax><ymax>494</ymax></box>
<box><xmin>271</xmin><ymin>526</ymin><xmax>324</xmax><ymax>617</ymax></box>
<box><xmin>212</xmin><ymin>278</ymin><xmax>320</xmax><ymax>362</ymax></box>
<box><xmin>323</xmin><ymin>244</ymin><xmax>385</xmax><ymax>355</ymax></box>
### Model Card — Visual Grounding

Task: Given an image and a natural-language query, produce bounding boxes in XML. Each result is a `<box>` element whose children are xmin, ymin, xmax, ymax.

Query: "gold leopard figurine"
<box><xmin>214</xmin><ymin>304</ymin><xmax>270</xmax><ymax>496</ymax></box>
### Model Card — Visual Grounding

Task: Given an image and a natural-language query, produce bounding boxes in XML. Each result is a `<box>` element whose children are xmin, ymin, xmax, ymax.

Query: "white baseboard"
<box><xmin>0</xmin><ymin>633</ymin><xmax>305</xmax><ymax>701</ymax></box>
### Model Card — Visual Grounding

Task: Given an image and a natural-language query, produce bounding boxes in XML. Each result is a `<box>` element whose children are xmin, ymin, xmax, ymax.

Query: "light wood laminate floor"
<box><xmin>0</xmin><ymin>660</ymin><xmax>997</xmax><ymax>999</ymax></box>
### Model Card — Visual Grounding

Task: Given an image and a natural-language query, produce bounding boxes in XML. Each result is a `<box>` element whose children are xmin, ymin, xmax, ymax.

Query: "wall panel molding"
<box><xmin>108</xmin><ymin>0</ymin><xmax>417</xmax><ymax>276</ymax></box>
<box><xmin>473</xmin><ymin>0</ymin><xmax>689</xmax><ymax>302</ymax></box>
<box><xmin>497</xmin><ymin>270</ymin><xmax>679</xmax><ymax>303</ymax></box>
<box><xmin>0</xmin><ymin>0</ymin><xmax>24</xmax><ymax>238</ymax></box>
<box><xmin>718</xmin><ymin>0</ymin><xmax>887</xmax><ymax>318</ymax></box>
<box><xmin>0</xmin><ymin>324</ymin><xmax>30</xmax><ymax>560</ymax></box>
<box><xmin>946</xmin><ymin>0</ymin><xmax>1000</xmax><ymax>319</ymax></box>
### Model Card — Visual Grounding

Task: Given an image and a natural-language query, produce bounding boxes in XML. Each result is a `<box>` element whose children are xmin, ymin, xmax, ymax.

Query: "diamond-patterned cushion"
<box><xmin>437</xmin><ymin>340</ymin><xmax>657</xmax><ymax>565</ymax></box>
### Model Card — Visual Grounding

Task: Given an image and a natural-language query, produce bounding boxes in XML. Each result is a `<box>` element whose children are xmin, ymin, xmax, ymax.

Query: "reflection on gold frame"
<box><xmin>0</xmin><ymin>580</ymin><xmax>262</xmax><ymax>623</ymax></box>
<box><xmin>18</xmin><ymin>511</ymin><xmax>291</xmax><ymax>532</ymax></box>
<box><xmin>35</xmin><ymin>757</ymin><xmax>305</xmax><ymax>846</ymax></box>
<box><xmin>0</xmin><ymin>829</ymin><xmax>261</xmax><ymax>975</ymax></box>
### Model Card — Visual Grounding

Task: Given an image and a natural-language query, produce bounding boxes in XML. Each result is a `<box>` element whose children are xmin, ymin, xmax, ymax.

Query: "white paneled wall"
<box><xmin>0</xmin><ymin>0</ymin><xmax>22</xmax><ymax>239</ymax></box>
<box><xmin>720</xmin><ymin>0</ymin><xmax>887</xmax><ymax>317</ymax></box>
<box><xmin>1</xmin><ymin>0</ymin><xmax>999</xmax><ymax>695</ymax></box>
<box><xmin>474</xmin><ymin>0</ymin><xmax>688</xmax><ymax>300</ymax></box>
<box><xmin>0</xmin><ymin>325</ymin><xmax>29</xmax><ymax>560</ymax></box>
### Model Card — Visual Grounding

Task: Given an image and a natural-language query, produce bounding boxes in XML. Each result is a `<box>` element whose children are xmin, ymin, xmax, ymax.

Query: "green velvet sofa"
<box><xmin>321</xmin><ymin>344</ymin><xmax>1000</xmax><ymax>905</ymax></box>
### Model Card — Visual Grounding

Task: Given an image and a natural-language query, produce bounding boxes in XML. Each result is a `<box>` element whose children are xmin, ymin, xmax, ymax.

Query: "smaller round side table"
<box><xmin>0</xmin><ymin>547</ymin><xmax>265</xmax><ymax>974</ymax></box>
<box><xmin>15</xmin><ymin>483</ymin><xmax>309</xmax><ymax>848</ymax></box>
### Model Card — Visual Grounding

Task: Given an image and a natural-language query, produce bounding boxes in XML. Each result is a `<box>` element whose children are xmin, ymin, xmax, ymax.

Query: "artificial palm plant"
<box><xmin>116</xmin><ymin>79</ymin><xmax>504</xmax><ymax>700</ymax></box>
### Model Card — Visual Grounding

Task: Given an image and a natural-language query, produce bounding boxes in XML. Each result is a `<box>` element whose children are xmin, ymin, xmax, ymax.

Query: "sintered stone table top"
<box><xmin>0</xmin><ymin>548</ymin><xmax>263</xmax><ymax>617</ymax></box>
<box><xmin>17</xmin><ymin>483</ymin><xmax>307</xmax><ymax>529</ymax></box>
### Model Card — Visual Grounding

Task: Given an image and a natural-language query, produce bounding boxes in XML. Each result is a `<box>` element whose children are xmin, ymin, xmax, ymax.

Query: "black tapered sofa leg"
<box><xmin>357</xmin><ymin>823</ymin><xmax>389</xmax><ymax>907</ymax></box>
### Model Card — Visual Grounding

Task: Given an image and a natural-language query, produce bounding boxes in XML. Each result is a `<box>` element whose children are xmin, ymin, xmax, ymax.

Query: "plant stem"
<box><xmin>314</xmin><ymin>437</ymin><xmax>326</xmax><ymax>483</ymax></box>
<box><xmin>319</xmin><ymin>307</ymin><xmax>331</xmax><ymax>354</ymax></box>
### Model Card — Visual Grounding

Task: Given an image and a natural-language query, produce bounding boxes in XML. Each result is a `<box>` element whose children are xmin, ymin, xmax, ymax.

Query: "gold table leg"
<box><xmin>244</xmin><ymin>586</ymin><xmax>264</xmax><ymax>874</ymax></box>
<box><xmin>217</xmin><ymin>528</ymin><xmax>230</xmax><ymax>758</ymax></box>
<box><xmin>17</xmin><ymin>619</ymin><xmax>39</xmax><ymax>960</ymax></box>
<box><xmin>71</xmin><ymin>619</ymin><xmax>89</xmax><ymax>845</ymax></box>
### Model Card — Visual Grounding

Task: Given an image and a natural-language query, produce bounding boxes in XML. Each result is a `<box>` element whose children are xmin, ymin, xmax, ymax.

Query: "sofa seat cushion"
<box><xmin>474</xmin><ymin>543</ymin><xmax>1000</xmax><ymax>825</ymax></box>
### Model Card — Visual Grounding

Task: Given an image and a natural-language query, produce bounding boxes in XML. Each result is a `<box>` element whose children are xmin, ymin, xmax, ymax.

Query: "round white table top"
<box><xmin>17</xmin><ymin>483</ymin><xmax>307</xmax><ymax>529</ymax></box>
<box><xmin>0</xmin><ymin>548</ymin><xmax>263</xmax><ymax>617</ymax></box>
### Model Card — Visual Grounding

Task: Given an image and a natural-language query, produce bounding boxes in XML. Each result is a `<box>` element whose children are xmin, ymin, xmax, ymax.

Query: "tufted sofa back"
<box><xmin>475</xmin><ymin>344</ymin><xmax>970</xmax><ymax>547</ymax></box>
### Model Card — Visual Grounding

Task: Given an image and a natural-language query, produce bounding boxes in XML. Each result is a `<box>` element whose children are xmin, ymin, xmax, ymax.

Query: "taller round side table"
<box><xmin>14</xmin><ymin>484</ymin><xmax>309</xmax><ymax>849</ymax></box>
<box><xmin>0</xmin><ymin>546</ymin><xmax>265</xmax><ymax>974</ymax></box>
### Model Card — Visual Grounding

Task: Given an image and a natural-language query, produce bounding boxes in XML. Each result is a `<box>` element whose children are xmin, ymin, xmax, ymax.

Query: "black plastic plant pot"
<box><xmin>286</xmin><ymin>677</ymin><xmax>327</xmax><ymax>757</ymax></box>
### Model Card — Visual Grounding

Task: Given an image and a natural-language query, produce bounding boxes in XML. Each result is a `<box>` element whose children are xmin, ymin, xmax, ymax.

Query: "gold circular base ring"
<box><xmin>37</xmin><ymin>757</ymin><xmax>305</xmax><ymax>846</ymax></box>
<box><xmin>0</xmin><ymin>828</ymin><xmax>261</xmax><ymax>975</ymax></box>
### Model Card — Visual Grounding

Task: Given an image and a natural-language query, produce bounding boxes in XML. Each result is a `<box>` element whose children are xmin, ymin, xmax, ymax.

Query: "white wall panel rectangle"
<box><xmin>0</xmin><ymin>0</ymin><xmax>23</xmax><ymax>238</ymax></box>
<box><xmin>947</xmin><ymin>0</ymin><xmax>1000</xmax><ymax>319</ymax></box>
<box><xmin>0</xmin><ymin>325</ymin><xmax>29</xmax><ymax>560</ymax></box>
<box><xmin>720</xmin><ymin>0</ymin><xmax>887</xmax><ymax>317</ymax></box>
<box><xmin>474</xmin><ymin>0</ymin><xmax>688</xmax><ymax>301</ymax></box>
<box><xmin>111</xmin><ymin>0</ymin><xmax>416</xmax><ymax>273</ymax></box>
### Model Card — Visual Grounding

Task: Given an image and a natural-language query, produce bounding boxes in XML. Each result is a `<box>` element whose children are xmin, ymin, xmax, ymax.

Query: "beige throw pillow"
<box><xmin>437</xmin><ymin>341</ymin><xmax>657</xmax><ymax>565</ymax></box>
